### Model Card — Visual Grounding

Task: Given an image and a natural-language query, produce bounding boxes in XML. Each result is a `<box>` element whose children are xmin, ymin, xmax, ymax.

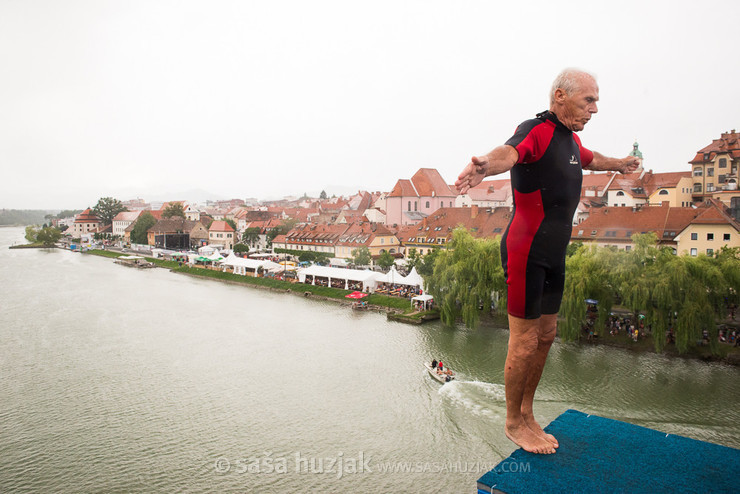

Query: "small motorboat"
<box><xmin>424</xmin><ymin>362</ymin><xmax>455</xmax><ymax>383</ymax></box>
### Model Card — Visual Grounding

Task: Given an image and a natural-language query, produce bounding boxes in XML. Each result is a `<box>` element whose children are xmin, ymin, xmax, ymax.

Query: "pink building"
<box><xmin>385</xmin><ymin>168</ymin><xmax>457</xmax><ymax>226</ymax></box>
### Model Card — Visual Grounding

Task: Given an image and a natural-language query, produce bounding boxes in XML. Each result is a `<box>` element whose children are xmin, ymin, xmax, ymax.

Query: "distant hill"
<box><xmin>0</xmin><ymin>210</ymin><xmax>57</xmax><ymax>226</ymax></box>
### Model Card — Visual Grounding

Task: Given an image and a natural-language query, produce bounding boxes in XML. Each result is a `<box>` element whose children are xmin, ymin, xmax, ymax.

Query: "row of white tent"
<box><xmin>214</xmin><ymin>254</ymin><xmax>425</xmax><ymax>293</ymax></box>
<box><xmin>297</xmin><ymin>265</ymin><xmax>424</xmax><ymax>292</ymax></box>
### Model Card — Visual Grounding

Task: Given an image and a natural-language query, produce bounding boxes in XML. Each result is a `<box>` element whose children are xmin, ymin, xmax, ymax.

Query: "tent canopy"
<box><xmin>220</xmin><ymin>253</ymin><xmax>280</xmax><ymax>271</ymax></box>
<box><xmin>298</xmin><ymin>265</ymin><xmax>381</xmax><ymax>283</ymax></box>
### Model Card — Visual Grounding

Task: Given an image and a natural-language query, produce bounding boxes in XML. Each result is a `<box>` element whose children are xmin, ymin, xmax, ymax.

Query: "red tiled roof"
<box><xmin>573</xmin><ymin>204</ymin><xmax>701</xmax><ymax>242</ymax></box>
<box><xmin>689</xmin><ymin>130</ymin><xmax>740</xmax><ymax>164</ymax></box>
<box><xmin>112</xmin><ymin>211</ymin><xmax>142</xmax><ymax>222</ymax></box>
<box><xmin>389</xmin><ymin>168</ymin><xmax>455</xmax><ymax>198</ymax></box>
<box><xmin>209</xmin><ymin>220</ymin><xmax>234</xmax><ymax>232</ymax></box>
<box><xmin>75</xmin><ymin>208</ymin><xmax>100</xmax><ymax>223</ymax></box>
<box><xmin>389</xmin><ymin>179</ymin><xmax>417</xmax><ymax>197</ymax></box>
<box><xmin>397</xmin><ymin>206</ymin><xmax>511</xmax><ymax>244</ymax></box>
<box><xmin>411</xmin><ymin>168</ymin><xmax>455</xmax><ymax>197</ymax></box>
<box><xmin>690</xmin><ymin>199</ymin><xmax>740</xmax><ymax>228</ymax></box>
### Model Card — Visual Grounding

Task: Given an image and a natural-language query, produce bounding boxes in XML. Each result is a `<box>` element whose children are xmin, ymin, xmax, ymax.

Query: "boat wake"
<box><xmin>438</xmin><ymin>380</ymin><xmax>506</xmax><ymax>418</ymax></box>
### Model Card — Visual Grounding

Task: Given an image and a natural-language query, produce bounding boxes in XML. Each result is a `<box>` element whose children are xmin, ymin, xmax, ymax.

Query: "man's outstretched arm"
<box><xmin>455</xmin><ymin>145</ymin><xmax>519</xmax><ymax>194</ymax></box>
<box><xmin>587</xmin><ymin>152</ymin><xmax>640</xmax><ymax>174</ymax></box>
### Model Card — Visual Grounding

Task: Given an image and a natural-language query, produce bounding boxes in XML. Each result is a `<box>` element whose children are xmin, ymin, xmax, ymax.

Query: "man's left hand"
<box><xmin>619</xmin><ymin>157</ymin><xmax>640</xmax><ymax>174</ymax></box>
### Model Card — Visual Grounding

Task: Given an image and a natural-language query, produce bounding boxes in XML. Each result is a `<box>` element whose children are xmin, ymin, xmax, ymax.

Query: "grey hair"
<box><xmin>550</xmin><ymin>68</ymin><xmax>596</xmax><ymax>105</ymax></box>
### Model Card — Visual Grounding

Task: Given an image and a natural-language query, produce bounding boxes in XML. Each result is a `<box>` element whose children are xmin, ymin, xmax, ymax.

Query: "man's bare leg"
<box><xmin>504</xmin><ymin>314</ymin><xmax>556</xmax><ymax>454</ymax></box>
<box><xmin>520</xmin><ymin>313</ymin><xmax>559</xmax><ymax>448</ymax></box>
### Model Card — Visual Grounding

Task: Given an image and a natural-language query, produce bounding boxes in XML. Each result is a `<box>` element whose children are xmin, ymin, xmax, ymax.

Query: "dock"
<box><xmin>477</xmin><ymin>409</ymin><xmax>738</xmax><ymax>494</ymax></box>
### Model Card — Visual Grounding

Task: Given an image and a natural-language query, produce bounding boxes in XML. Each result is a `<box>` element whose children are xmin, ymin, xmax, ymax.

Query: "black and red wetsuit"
<box><xmin>501</xmin><ymin>111</ymin><xmax>593</xmax><ymax>319</ymax></box>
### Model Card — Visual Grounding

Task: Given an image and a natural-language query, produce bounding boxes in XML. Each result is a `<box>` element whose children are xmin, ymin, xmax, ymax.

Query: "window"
<box><xmin>694</xmin><ymin>167</ymin><xmax>703</xmax><ymax>177</ymax></box>
<box><xmin>625</xmin><ymin>246</ymin><xmax>631</xmax><ymax>252</ymax></box>
<box><xmin>719</xmin><ymin>158</ymin><xmax>727</xmax><ymax>168</ymax></box>
<box><xmin>616</xmin><ymin>191</ymin><xmax>625</xmax><ymax>196</ymax></box>
<box><xmin>658</xmin><ymin>189</ymin><xmax>669</xmax><ymax>195</ymax></box>
<box><xmin>690</xmin><ymin>248</ymin><xmax>697</xmax><ymax>256</ymax></box>
<box><xmin>578</xmin><ymin>230</ymin><xmax>584</xmax><ymax>236</ymax></box>
<box><xmin>691</xmin><ymin>233</ymin><xmax>698</xmax><ymax>240</ymax></box>
<box><xmin>707</xmin><ymin>248</ymin><xmax>714</xmax><ymax>256</ymax></box>
<box><xmin>707</xmin><ymin>183</ymin><xmax>715</xmax><ymax>192</ymax></box>
<box><xmin>380</xmin><ymin>238</ymin><xmax>384</xmax><ymax>244</ymax></box>
<box><xmin>718</xmin><ymin>175</ymin><xmax>726</xmax><ymax>184</ymax></box>
<box><xmin>408</xmin><ymin>201</ymin><xmax>411</xmax><ymax>211</ymax></box>
<box><xmin>693</xmin><ymin>183</ymin><xmax>702</xmax><ymax>193</ymax></box>
<box><xmin>724</xmin><ymin>233</ymin><xmax>731</xmax><ymax>241</ymax></box>
<box><xmin>707</xmin><ymin>168</ymin><xmax>714</xmax><ymax>177</ymax></box>
<box><xmin>707</xmin><ymin>233</ymin><xmax>714</xmax><ymax>241</ymax></box>
<box><xmin>426</xmin><ymin>201</ymin><xmax>430</xmax><ymax>209</ymax></box>
<box><xmin>414</xmin><ymin>202</ymin><xmax>417</xmax><ymax>211</ymax></box>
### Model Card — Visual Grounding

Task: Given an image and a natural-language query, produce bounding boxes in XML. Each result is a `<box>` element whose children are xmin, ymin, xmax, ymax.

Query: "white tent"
<box><xmin>378</xmin><ymin>266</ymin><xmax>406</xmax><ymax>284</ymax></box>
<box><xmin>297</xmin><ymin>265</ymin><xmax>382</xmax><ymax>291</ymax></box>
<box><xmin>220</xmin><ymin>253</ymin><xmax>280</xmax><ymax>276</ymax></box>
<box><xmin>402</xmin><ymin>267</ymin><xmax>425</xmax><ymax>290</ymax></box>
<box><xmin>411</xmin><ymin>294</ymin><xmax>434</xmax><ymax>310</ymax></box>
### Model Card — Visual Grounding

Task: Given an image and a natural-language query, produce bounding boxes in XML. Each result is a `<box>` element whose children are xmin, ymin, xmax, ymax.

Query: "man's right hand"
<box><xmin>455</xmin><ymin>156</ymin><xmax>488</xmax><ymax>194</ymax></box>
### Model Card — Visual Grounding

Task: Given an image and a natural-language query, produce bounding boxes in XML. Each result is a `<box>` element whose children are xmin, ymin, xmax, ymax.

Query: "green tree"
<box><xmin>36</xmin><ymin>226</ymin><xmax>62</xmax><ymax>246</ymax></box>
<box><xmin>405</xmin><ymin>248</ymin><xmax>422</xmax><ymax>272</ymax></box>
<box><xmin>162</xmin><ymin>203</ymin><xmax>185</xmax><ymax>219</ymax></box>
<box><xmin>233</xmin><ymin>243</ymin><xmax>250</xmax><ymax>254</ymax></box>
<box><xmin>130</xmin><ymin>212</ymin><xmax>156</xmax><ymax>245</ymax></box>
<box><xmin>320</xmin><ymin>190</ymin><xmax>328</xmax><ymax>199</ymax></box>
<box><xmin>267</xmin><ymin>219</ymin><xmax>298</xmax><ymax>246</ymax></box>
<box><xmin>417</xmin><ymin>248</ymin><xmax>441</xmax><ymax>278</ymax></box>
<box><xmin>560</xmin><ymin>242</ymin><xmax>621</xmax><ymax>340</ymax></box>
<box><xmin>377</xmin><ymin>251</ymin><xmax>395</xmax><ymax>270</ymax></box>
<box><xmin>56</xmin><ymin>209</ymin><xmax>82</xmax><ymax>220</ymax></box>
<box><xmin>351</xmin><ymin>246</ymin><xmax>372</xmax><ymax>267</ymax></box>
<box><xmin>225</xmin><ymin>218</ymin><xmax>237</xmax><ymax>231</ymax></box>
<box><xmin>92</xmin><ymin>197</ymin><xmax>127</xmax><ymax>225</ymax></box>
<box><xmin>25</xmin><ymin>225</ymin><xmax>39</xmax><ymax>243</ymax></box>
<box><xmin>426</xmin><ymin>228</ymin><xmax>506</xmax><ymax>328</ymax></box>
<box><xmin>241</xmin><ymin>227</ymin><xmax>261</xmax><ymax>248</ymax></box>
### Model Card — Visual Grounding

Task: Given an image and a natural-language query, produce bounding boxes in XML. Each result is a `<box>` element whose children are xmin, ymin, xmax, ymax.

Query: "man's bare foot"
<box><xmin>522</xmin><ymin>413</ymin><xmax>559</xmax><ymax>448</ymax></box>
<box><xmin>505</xmin><ymin>421</ymin><xmax>556</xmax><ymax>454</ymax></box>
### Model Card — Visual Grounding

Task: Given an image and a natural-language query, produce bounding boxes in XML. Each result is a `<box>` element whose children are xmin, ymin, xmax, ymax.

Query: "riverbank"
<box><xmin>9</xmin><ymin>243</ymin><xmax>51</xmax><ymax>249</ymax></box>
<box><xmin>86</xmin><ymin>248</ymin><xmax>740</xmax><ymax>365</ymax></box>
<box><xmin>87</xmin><ymin>249</ymin><xmax>411</xmax><ymax>312</ymax></box>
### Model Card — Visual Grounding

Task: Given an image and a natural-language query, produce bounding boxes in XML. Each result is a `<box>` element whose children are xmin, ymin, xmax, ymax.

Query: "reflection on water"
<box><xmin>0</xmin><ymin>227</ymin><xmax>737</xmax><ymax>492</ymax></box>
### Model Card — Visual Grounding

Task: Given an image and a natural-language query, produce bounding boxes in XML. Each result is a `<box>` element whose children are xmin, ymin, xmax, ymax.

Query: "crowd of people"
<box><xmin>374</xmin><ymin>282</ymin><xmax>422</xmax><ymax>298</ymax></box>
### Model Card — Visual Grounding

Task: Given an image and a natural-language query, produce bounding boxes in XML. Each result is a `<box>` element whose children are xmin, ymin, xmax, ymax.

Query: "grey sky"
<box><xmin>1</xmin><ymin>0</ymin><xmax>738</xmax><ymax>209</ymax></box>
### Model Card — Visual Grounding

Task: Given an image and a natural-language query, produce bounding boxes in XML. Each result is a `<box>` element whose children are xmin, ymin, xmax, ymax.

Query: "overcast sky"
<box><xmin>1</xmin><ymin>0</ymin><xmax>738</xmax><ymax>210</ymax></box>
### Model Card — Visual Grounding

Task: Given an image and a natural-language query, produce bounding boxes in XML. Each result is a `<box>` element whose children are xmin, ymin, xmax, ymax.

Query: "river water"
<box><xmin>0</xmin><ymin>227</ymin><xmax>737</xmax><ymax>493</ymax></box>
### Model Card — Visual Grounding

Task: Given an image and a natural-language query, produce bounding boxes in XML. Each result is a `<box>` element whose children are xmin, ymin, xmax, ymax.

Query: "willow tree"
<box><xmin>425</xmin><ymin>228</ymin><xmax>506</xmax><ymax>329</ymax></box>
<box><xmin>560</xmin><ymin>242</ymin><xmax>621</xmax><ymax>340</ymax></box>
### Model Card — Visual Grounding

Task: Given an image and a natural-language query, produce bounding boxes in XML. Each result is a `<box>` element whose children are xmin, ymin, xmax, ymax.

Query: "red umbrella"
<box><xmin>345</xmin><ymin>291</ymin><xmax>368</xmax><ymax>299</ymax></box>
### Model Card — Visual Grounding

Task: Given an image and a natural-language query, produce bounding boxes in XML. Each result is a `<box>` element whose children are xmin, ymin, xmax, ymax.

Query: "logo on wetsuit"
<box><xmin>569</xmin><ymin>154</ymin><xmax>579</xmax><ymax>165</ymax></box>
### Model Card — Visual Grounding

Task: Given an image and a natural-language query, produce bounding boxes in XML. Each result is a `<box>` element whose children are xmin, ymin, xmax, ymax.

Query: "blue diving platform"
<box><xmin>477</xmin><ymin>409</ymin><xmax>738</xmax><ymax>494</ymax></box>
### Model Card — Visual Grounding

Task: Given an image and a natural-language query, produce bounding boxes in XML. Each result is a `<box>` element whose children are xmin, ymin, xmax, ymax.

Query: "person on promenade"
<box><xmin>455</xmin><ymin>68</ymin><xmax>640</xmax><ymax>455</ymax></box>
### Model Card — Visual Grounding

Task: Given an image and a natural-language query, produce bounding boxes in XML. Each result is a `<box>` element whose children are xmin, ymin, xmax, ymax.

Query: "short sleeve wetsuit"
<box><xmin>501</xmin><ymin>111</ymin><xmax>593</xmax><ymax>319</ymax></box>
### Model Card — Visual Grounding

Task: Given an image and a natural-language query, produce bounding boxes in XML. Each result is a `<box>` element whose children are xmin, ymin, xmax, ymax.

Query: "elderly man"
<box><xmin>455</xmin><ymin>69</ymin><xmax>639</xmax><ymax>454</ymax></box>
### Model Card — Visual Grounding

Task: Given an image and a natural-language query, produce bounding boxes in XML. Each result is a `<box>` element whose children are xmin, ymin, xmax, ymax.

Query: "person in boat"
<box><xmin>431</xmin><ymin>359</ymin><xmax>438</xmax><ymax>370</ymax></box>
<box><xmin>455</xmin><ymin>68</ymin><xmax>639</xmax><ymax>455</ymax></box>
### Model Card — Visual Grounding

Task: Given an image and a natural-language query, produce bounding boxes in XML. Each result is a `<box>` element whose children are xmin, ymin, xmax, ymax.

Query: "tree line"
<box><xmin>424</xmin><ymin>228</ymin><xmax>740</xmax><ymax>355</ymax></box>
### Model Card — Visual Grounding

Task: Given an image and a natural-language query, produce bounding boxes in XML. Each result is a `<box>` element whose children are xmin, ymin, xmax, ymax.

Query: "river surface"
<box><xmin>0</xmin><ymin>227</ymin><xmax>737</xmax><ymax>493</ymax></box>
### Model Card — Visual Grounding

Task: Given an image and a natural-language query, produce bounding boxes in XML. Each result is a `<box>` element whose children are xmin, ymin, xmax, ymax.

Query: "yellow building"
<box><xmin>674</xmin><ymin>200</ymin><xmax>740</xmax><ymax>256</ymax></box>
<box><xmin>690</xmin><ymin>130</ymin><xmax>740</xmax><ymax>208</ymax></box>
